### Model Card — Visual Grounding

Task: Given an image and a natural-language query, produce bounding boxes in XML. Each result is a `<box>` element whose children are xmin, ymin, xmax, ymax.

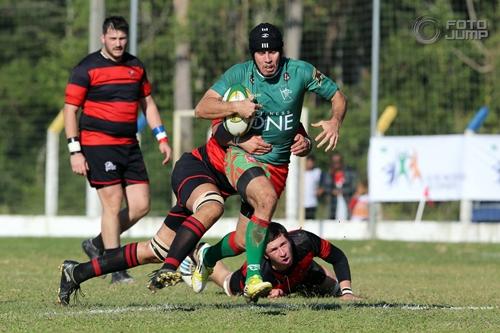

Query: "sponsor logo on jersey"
<box><xmin>105</xmin><ymin>161</ymin><xmax>117</xmax><ymax>172</ymax></box>
<box><xmin>313</xmin><ymin>68</ymin><xmax>324</xmax><ymax>86</ymax></box>
<box><xmin>252</xmin><ymin>111</ymin><xmax>295</xmax><ymax>132</ymax></box>
<box><xmin>279</xmin><ymin>86</ymin><xmax>293</xmax><ymax>103</ymax></box>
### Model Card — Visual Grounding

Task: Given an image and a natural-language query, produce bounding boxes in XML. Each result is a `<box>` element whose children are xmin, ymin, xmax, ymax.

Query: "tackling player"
<box><xmin>57</xmin><ymin>122</ymin><xmax>311</xmax><ymax>305</ymax></box>
<box><xmin>209</xmin><ymin>222</ymin><xmax>359</xmax><ymax>300</ymax></box>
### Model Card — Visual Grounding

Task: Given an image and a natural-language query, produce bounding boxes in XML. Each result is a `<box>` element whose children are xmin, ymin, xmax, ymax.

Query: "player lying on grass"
<box><xmin>57</xmin><ymin>122</ymin><xmax>311</xmax><ymax>305</ymax></box>
<box><xmin>199</xmin><ymin>222</ymin><xmax>359</xmax><ymax>300</ymax></box>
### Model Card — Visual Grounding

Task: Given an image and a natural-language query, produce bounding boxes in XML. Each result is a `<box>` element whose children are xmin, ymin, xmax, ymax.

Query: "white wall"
<box><xmin>1</xmin><ymin>215</ymin><xmax>499</xmax><ymax>243</ymax></box>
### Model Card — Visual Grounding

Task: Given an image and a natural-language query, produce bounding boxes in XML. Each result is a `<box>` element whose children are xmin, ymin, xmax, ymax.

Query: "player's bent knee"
<box><xmin>129</xmin><ymin>202</ymin><xmax>150</xmax><ymax>221</ymax></box>
<box><xmin>149</xmin><ymin>235</ymin><xmax>170</xmax><ymax>261</ymax></box>
<box><xmin>192</xmin><ymin>191</ymin><xmax>224</xmax><ymax>214</ymax></box>
<box><xmin>251</xmin><ymin>191</ymin><xmax>277</xmax><ymax>212</ymax></box>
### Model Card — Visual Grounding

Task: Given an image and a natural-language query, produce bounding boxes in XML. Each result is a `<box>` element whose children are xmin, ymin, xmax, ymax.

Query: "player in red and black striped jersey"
<box><xmin>57</xmin><ymin>121</ymin><xmax>311</xmax><ymax>305</ymax></box>
<box><xmin>210</xmin><ymin>222</ymin><xmax>359</xmax><ymax>300</ymax></box>
<box><xmin>62</xmin><ymin>16</ymin><xmax>171</xmax><ymax>284</ymax></box>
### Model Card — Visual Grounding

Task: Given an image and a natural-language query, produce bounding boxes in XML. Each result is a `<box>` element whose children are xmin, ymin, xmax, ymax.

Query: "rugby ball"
<box><xmin>222</xmin><ymin>84</ymin><xmax>254</xmax><ymax>136</ymax></box>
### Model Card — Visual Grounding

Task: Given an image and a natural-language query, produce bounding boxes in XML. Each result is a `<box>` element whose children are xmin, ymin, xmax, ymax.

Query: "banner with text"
<box><xmin>369</xmin><ymin>135</ymin><xmax>500</xmax><ymax>202</ymax></box>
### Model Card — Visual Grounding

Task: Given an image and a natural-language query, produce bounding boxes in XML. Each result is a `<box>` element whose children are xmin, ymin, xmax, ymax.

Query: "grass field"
<box><xmin>0</xmin><ymin>237</ymin><xmax>499</xmax><ymax>332</ymax></box>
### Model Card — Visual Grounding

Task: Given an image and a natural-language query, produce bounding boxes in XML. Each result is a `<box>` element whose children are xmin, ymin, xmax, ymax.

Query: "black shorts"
<box><xmin>171</xmin><ymin>151</ymin><xmax>236</xmax><ymax>209</ymax></box>
<box><xmin>82</xmin><ymin>143</ymin><xmax>149</xmax><ymax>188</ymax></box>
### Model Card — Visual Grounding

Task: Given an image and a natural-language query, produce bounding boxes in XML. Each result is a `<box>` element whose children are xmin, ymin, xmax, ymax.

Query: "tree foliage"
<box><xmin>0</xmin><ymin>0</ymin><xmax>497</xmax><ymax>218</ymax></box>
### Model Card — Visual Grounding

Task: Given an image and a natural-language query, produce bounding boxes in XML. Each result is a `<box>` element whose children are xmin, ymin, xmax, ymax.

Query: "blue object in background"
<box><xmin>466</xmin><ymin>106</ymin><xmax>489</xmax><ymax>132</ymax></box>
<box><xmin>137</xmin><ymin>113</ymin><xmax>147</xmax><ymax>133</ymax></box>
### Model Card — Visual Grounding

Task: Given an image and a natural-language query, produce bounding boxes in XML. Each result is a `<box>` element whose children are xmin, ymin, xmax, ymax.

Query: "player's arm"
<box><xmin>63</xmin><ymin>103</ymin><xmax>88</xmax><ymax>176</ymax></box>
<box><xmin>212</xmin><ymin>121</ymin><xmax>272</xmax><ymax>155</ymax></box>
<box><xmin>140</xmin><ymin>95</ymin><xmax>171</xmax><ymax>165</ymax></box>
<box><xmin>64</xmin><ymin>66</ymin><xmax>90</xmax><ymax>176</ymax></box>
<box><xmin>312</xmin><ymin>90</ymin><xmax>347</xmax><ymax>152</ymax></box>
<box><xmin>195</xmin><ymin>89</ymin><xmax>260</xmax><ymax>120</ymax></box>
<box><xmin>306</xmin><ymin>231</ymin><xmax>355</xmax><ymax>298</ymax></box>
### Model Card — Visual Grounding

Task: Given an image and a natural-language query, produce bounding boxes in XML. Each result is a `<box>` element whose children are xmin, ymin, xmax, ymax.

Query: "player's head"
<box><xmin>249</xmin><ymin>23</ymin><xmax>283</xmax><ymax>77</ymax></box>
<box><xmin>101</xmin><ymin>16</ymin><xmax>129</xmax><ymax>61</ymax></box>
<box><xmin>265</xmin><ymin>222</ymin><xmax>293</xmax><ymax>270</ymax></box>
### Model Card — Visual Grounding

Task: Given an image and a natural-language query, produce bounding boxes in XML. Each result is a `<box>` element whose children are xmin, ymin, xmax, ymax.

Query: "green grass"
<box><xmin>0</xmin><ymin>238</ymin><xmax>499</xmax><ymax>332</ymax></box>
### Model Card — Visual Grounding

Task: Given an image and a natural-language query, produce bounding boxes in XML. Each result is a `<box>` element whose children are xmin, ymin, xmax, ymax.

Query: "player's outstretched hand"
<box><xmin>239</xmin><ymin>135</ymin><xmax>272</xmax><ymax>155</ymax></box>
<box><xmin>311</xmin><ymin>119</ymin><xmax>340</xmax><ymax>152</ymax></box>
<box><xmin>159</xmin><ymin>141</ymin><xmax>172</xmax><ymax>165</ymax></box>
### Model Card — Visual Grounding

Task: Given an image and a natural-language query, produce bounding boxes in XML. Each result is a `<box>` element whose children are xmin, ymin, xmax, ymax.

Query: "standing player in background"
<box><xmin>62</xmin><ymin>16</ymin><xmax>171</xmax><ymax>284</ymax></box>
<box><xmin>172</xmin><ymin>22</ymin><xmax>347</xmax><ymax>302</ymax></box>
<box><xmin>209</xmin><ymin>222</ymin><xmax>359</xmax><ymax>300</ymax></box>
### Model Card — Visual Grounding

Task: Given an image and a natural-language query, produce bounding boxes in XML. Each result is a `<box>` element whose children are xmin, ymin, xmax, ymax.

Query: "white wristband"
<box><xmin>341</xmin><ymin>287</ymin><xmax>353</xmax><ymax>295</ymax></box>
<box><xmin>155</xmin><ymin>131</ymin><xmax>167</xmax><ymax>141</ymax></box>
<box><xmin>68</xmin><ymin>140</ymin><xmax>81</xmax><ymax>153</ymax></box>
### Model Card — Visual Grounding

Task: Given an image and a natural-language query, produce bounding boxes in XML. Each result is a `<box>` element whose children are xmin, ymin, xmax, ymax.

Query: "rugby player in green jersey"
<box><xmin>191</xmin><ymin>22</ymin><xmax>347</xmax><ymax>302</ymax></box>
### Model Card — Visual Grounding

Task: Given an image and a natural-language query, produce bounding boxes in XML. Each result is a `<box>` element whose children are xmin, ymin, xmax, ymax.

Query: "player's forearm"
<box><xmin>329</xmin><ymin>90</ymin><xmax>347</xmax><ymax>125</ymax></box>
<box><xmin>325</xmin><ymin>243</ymin><xmax>352</xmax><ymax>282</ymax></box>
<box><xmin>142</xmin><ymin>97</ymin><xmax>165</xmax><ymax>130</ymax></box>
<box><xmin>195</xmin><ymin>95</ymin><xmax>238</xmax><ymax>119</ymax></box>
<box><xmin>63</xmin><ymin>104</ymin><xmax>80</xmax><ymax>138</ymax></box>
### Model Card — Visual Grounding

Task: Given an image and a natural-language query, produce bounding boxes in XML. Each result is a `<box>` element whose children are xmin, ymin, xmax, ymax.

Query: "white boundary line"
<box><xmin>44</xmin><ymin>303</ymin><xmax>498</xmax><ymax>316</ymax></box>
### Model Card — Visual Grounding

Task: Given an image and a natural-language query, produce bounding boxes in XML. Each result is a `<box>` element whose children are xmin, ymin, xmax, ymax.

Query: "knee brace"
<box><xmin>149</xmin><ymin>235</ymin><xmax>170</xmax><ymax>261</ymax></box>
<box><xmin>192</xmin><ymin>191</ymin><xmax>224</xmax><ymax>213</ymax></box>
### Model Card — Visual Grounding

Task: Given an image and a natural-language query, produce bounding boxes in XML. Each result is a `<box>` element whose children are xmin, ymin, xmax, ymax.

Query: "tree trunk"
<box><xmin>174</xmin><ymin>0</ymin><xmax>193</xmax><ymax>153</ymax></box>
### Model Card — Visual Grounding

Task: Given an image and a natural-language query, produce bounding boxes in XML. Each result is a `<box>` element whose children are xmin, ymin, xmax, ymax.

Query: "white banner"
<box><xmin>463</xmin><ymin>135</ymin><xmax>500</xmax><ymax>200</ymax></box>
<box><xmin>369</xmin><ymin>135</ymin><xmax>464</xmax><ymax>202</ymax></box>
<box><xmin>369</xmin><ymin>135</ymin><xmax>500</xmax><ymax>202</ymax></box>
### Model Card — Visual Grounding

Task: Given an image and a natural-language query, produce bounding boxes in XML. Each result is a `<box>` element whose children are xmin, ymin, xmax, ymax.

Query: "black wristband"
<box><xmin>67</xmin><ymin>137</ymin><xmax>79</xmax><ymax>143</ymax></box>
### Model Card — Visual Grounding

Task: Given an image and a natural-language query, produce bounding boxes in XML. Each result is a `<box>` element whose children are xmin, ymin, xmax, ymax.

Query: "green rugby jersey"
<box><xmin>211</xmin><ymin>58</ymin><xmax>338</xmax><ymax>165</ymax></box>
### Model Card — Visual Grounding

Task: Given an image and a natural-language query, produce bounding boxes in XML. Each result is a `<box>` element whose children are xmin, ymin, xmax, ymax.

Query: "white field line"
<box><xmin>43</xmin><ymin>303</ymin><xmax>498</xmax><ymax>316</ymax></box>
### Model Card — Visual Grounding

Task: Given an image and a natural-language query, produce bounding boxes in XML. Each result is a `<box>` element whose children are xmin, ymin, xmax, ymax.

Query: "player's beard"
<box><xmin>103</xmin><ymin>45</ymin><xmax>125</xmax><ymax>62</ymax></box>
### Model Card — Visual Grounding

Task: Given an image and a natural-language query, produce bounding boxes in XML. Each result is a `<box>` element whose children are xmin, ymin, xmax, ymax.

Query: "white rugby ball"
<box><xmin>222</xmin><ymin>84</ymin><xmax>254</xmax><ymax>136</ymax></box>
